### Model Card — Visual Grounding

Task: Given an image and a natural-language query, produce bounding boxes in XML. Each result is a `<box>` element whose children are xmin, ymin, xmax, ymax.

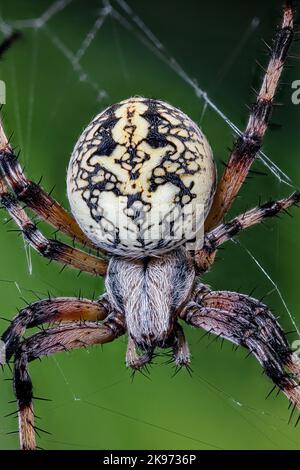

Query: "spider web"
<box><xmin>0</xmin><ymin>0</ymin><xmax>299</xmax><ymax>451</ymax></box>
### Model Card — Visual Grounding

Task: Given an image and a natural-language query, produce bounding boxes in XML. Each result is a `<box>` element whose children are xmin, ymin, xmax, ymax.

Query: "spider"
<box><xmin>0</xmin><ymin>0</ymin><xmax>300</xmax><ymax>451</ymax></box>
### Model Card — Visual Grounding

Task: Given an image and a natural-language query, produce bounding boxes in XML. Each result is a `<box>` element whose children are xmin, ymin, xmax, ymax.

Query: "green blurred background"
<box><xmin>0</xmin><ymin>0</ymin><xmax>300</xmax><ymax>450</ymax></box>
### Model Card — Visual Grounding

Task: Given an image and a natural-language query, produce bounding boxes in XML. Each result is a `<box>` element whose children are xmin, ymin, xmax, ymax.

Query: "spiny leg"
<box><xmin>0</xmin><ymin>176</ymin><xmax>107</xmax><ymax>275</ymax></box>
<box><xmin>196</xmin><ymin>191</ymin><xmax>300</xmax><ymax>272</ymax></box>
<box><xmin>13</xmin><ymin>315</ymin><xmax>125</xmax><ymax>450</ymax></box>
<box><xmin>180</xmin><ymin>289</ymin><xmax>300</xmax><ymax>409</ymax></box>
<box><xmin>1</xmin><ymin>295</ymin><xmax>111</xmax><ymax>362</ymax></box>
<box><xmin>205</xmin><ymin>1</ymin><xmax>295</xmax><ymax>231</ymax></box>
<box><xmin>0</xmin><ymin>120</ymin><xmax>98</xmax><ymax>250</ymax></box>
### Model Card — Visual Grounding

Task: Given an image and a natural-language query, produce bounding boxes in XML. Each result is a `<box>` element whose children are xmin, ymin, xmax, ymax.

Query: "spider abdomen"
<box><xmin>105</xmin><ymin>248</ymin><xmax>195</xmax><ymax>348</ymax></box>
<box><xmin>67</xmin><ymin>97</ymin><xmax>216</xmax><ymax>256</ymax></box>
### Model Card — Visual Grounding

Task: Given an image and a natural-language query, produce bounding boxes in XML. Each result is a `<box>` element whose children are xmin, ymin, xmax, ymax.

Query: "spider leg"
<box><xmin>180</xmin><ymin>289</ymin><xmax>300</xmax><ymax>409</ymax></box>
<box><xmin>12</xmin><ymin>313</ymin><xmax>125</xmax><ymax>450</ymax></box>
<box><xmin>196</xmin><ymin>191</ymin><xmax>300</xmax><ymax>272</ymax></box>
<box><xmin>205</xmin><ymin>1</ymin><xmax>295</xmax><ymax>231</ymax></box>
<box><xmin>1</xmin><ymin>295</ymin><xmax>111</xmax><ymax>362</ymax></box>
<box><xmin>0</xmin><ymin>174</ymin><xmax>107</xmax><ymax>275</ymax></box>
<box><xmin>0</xmin><ymin>121</ymin><xmax>98</xmax><ymax>250</ymax></box>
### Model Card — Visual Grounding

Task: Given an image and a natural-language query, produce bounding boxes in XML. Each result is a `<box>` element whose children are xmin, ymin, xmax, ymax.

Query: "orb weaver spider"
<box><xmin>0</xmin><ymin>0</ymin><xmax>300</xmax><ymax>451</ymax></box>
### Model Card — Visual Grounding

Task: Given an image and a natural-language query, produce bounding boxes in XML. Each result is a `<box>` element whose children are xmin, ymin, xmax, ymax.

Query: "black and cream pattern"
<box><xmin>67</xmin><ymin>97</ymin><xmax>216</xmax><ymax>256</ymax></box>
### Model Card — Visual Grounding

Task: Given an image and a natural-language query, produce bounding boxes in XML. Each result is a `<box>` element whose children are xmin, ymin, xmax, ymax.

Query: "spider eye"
<box><xmin>67</xmin><ymin>97</ymin><xmax>216</xmax><ymax>256</ymax></box>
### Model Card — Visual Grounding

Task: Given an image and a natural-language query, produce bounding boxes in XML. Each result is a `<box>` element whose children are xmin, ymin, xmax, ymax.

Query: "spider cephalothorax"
<box><xmin>1</xmin><ymin>1</ymin><xmax>300</xmax><ymax>451</ymax></box>
<box><xmin>106</xmin><ymin>248</ymin><xmax>195</xmax><ymax>360</ymax></box>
